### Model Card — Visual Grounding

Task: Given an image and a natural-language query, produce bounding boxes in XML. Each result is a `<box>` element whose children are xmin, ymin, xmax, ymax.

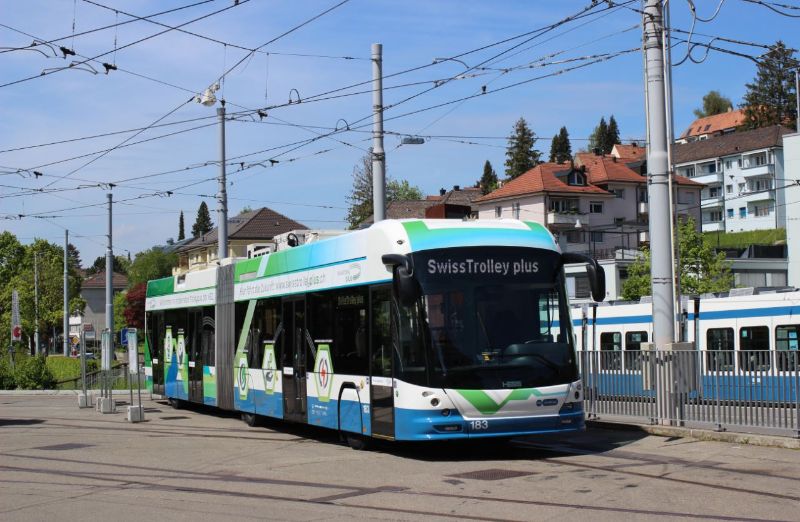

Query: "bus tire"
<box><xmin>346</xmin><ymin>433</ymin><xmax>370</xmax><ymax>450</ymax></box>
<box><xmin>242</xmin><ymin>412</ymin><xmax>259</xmax><ymax>427</ymax></box>
<box><xmin>168</xmin><ymin>398</ymin><xmax>181</xmax><ymax>409</ymax></box>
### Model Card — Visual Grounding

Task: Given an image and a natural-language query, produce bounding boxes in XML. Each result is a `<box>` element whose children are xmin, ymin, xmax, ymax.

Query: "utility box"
<box><xmin>97</xmin><ymin>397</ymin><xmax>116</xmax><ymax>414</ymax></box>
<box><xmin>78</xmin><ymin>393</ymin><xmax>92</xmax><ymax>409</ymax></box>
<box><xmin>127</xmin><ymin>405</ymin><xmax>145</xmax><ymax>423</ymax></box>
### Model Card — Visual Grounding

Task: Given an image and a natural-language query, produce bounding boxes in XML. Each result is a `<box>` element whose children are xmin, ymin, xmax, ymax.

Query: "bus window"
<box><xmin>624</xmin><ymin>331</ymin><xmax>647</xmax><ymax>371</ymax></box>
<box><xmin>775</xmin><ymin>325</ymin><xmax>800</xmax><ymax>372</ymax></box>
<box><xmin>370</xmin><ymin>287</ymin><xmax>392</xmax><ymax>379</ymax></box>
<box><xmin>707</xmin><ymin>328</ymin><xmax>734</xmax><ymax>371</ymax></box>
<box><xmin>600</xmin><ymin>332</ymin><xmax>622</xmax><ymax>370</ymax></box>
<box><xmin>201</xmin><ymin>306</ymin><xmax>215</xmax><ymax>367</ymax></box>
<box><xmin>739</xmin><ymin>326</ymin><xmax>770</xmax><ymax>371</ymax></box>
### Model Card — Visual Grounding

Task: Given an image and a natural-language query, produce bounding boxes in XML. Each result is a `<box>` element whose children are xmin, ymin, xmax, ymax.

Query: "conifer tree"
<box><xmin>741</xmin><ymin>40</ymin><xmax>798</xmax><ymax>130</ymax></box>
<box><xmin>478</xmin><ymin>160</ymin><xmax>499</xmax><ymax>195</ymax></box>
<box><xmin>588</xmin><ymin>117</ymin><xmax>608</xmax><ymax>153</ymax></box>
<box><xmin>549</xmin><ymin>127</ymin><xmax>572</xmax><ymax>163</ymax></box>
<box><xmin>178</xmin><ymin>211</ymin><xmax>185</xmax><ymax>241</ymax></box>
<box><xmin>192</xmin><ymin>201</ymin><xmax>213</xmax><ymax>238</ymax></box>
<box><xmin>504</xmin><ymin>117</ymin><xmax>540</xmax><ymax>179</ymax></box>
<box><xmin>605</xmin><ymin>115</ymin><xmax>621</xmax><ymax>154</ymax></box>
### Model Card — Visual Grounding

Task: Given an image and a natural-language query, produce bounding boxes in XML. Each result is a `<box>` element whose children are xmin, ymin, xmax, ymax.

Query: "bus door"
<box><xmin>282</xmin><ymin>298</ymin><xmax>307</xmax><ymax>422</ymax></box>
<box><xmin>148</xmin><ymin>312</ymin><xmax>165</xmax><ymax>396</ymax></box>
<box><xmin>370</xmin><ymin>287</ymin><xmax>395</xmax><ymax>439</ymax></box>
<box><xmin>188</xmin><ymin>309</ymin><xmax>204</xmax><ymax>403</ymax></box>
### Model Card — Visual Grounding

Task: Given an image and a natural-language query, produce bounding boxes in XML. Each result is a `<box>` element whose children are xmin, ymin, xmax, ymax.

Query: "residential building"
<box><xmin>672</xmin><ymin>125</ymin><xmax>792</xmax><ymax>233</ymax></box>
<box><xmin>474</xmin><ymin>159</ymin><xmax>703</xmax><ymax>300</ymax></box>
<box><xmin>173</xmin><ymin>207</ymin><xmax>307</xmax><ymax>275</ymax></box>
<box><xmin>783</xmin><ymin>132</ymin><xmax>800</xmax><ymax>287</ymax></box>
<box><xmin>359</xmin><ymin>185</ymin><xmax>482</xmax><ymax>227</ymax></box>
<box><xmin>676</xmin><ymin>109</ymin><xmax>746</xmax><ymax>144</ymax></box>
<box><xmin>71</xmin><ymin>270</ymin><xmax>128</xmax><ymax>347</ymax></box>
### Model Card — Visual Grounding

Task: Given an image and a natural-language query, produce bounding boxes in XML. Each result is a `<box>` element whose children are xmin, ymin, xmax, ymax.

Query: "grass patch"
<box><xmin>46</xmin><ymin>356</ymin><xmax>99</xmax><ymax>383</ymax></box>
<box><xmin>703</xmin><ymin>228</ymin><xmax>785</xmax><ymax>249</ymax></box>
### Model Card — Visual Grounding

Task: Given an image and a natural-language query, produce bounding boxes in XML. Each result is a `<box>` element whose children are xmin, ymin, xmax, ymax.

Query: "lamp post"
<box><xmin>196</xmin><ymin>83</ymin><xmax>227</xmax><ymax>261</ymax></box>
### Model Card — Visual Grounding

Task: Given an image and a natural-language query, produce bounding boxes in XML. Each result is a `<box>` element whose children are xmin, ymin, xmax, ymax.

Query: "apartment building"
<box><xmin>672</xmin><ymin>125</ymin><xmax>792</xmax><ymax>233</ymax></box>
<box><xmin>675</xmin><ymin>109</ymin><xmax>745</xmax><ymax>144</ymax></box>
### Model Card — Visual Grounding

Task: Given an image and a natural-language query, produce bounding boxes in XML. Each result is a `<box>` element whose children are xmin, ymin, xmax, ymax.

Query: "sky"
<box><xmin>1</xmin><ymin>0</ymin><xmax>799</xmax><ymax>265</ymax></box>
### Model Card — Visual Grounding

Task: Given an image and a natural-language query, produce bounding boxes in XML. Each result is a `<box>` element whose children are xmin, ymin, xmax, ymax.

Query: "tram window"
<box><xmin>739</xmin><ymin>326</ymin><xmax>770</xmax><ymax>371</ymax></box>
<box><xmin>247</xmin><ymin>299</ymin><xmax>279</xmax><ymax>369</ymax></box>
<box><xmin>201</xmin><ymin>306</ymin><xmax>215</xmax><ymax>367</ymax></box>
<box><xmin>600</xmin><ymin>332</ymin><xmax>622</xmax><ymax>370</ymax></box>
<box><xmin>333</xmin><ymin>288</ymin><xmax>369</xmax><ymax>375</ymax></box>
<box><xmin>624</xmin><ymin>331</ymin><xmax>647</xmax><ymax>371</ymax></box>
<box><xmin>371</xmin><ymin>287</ymin><xmax>392</xmax><ymax>378</ymax></box>
<box><xmin>775</xmin><ymin>325</ymin><xmax>800</xmax><ymax>371</ymax></box>
<box><xmin>706</xmin><ymin>328</ymin><xmax>734</xmax><ymax>371</ymax></box>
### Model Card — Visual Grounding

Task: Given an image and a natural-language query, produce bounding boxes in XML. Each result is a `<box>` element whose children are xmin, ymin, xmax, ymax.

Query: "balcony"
<box><xmin>701</xmin><ymin>221</ymin><xmax>724</xmax><ymax>232</ymax></box>
<box><xmin>546</xmin><ymin>211</ymin><xmax>582</xmax><ymax>227</ymax></box>
<box><xmin>740</xmin><ymin>189</ymin><xmax>776</xmax><ymax>204</ymax></box>
<box><xmin>741</xmin><ymin>163</ymin><xmax>774</xmax><ymax>178</ymax></box>
<box><xmin>693</xmin><ymin>171</ymin><xmax>722</xmax><ymax>184</ymax></box>
<box><xmin>700</xmin><ymin>196</ymin><xmax>723</xmax><ymax>209</ymax></box>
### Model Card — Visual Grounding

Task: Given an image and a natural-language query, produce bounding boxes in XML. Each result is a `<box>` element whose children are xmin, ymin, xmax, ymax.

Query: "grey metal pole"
<box><xmin>371</xmin><ymin>43</ymin><xmax>386</xmax><ymax>223</ymax></box>
<box><xmin>106</xmin><ymin>194</ymin><xmax>113</xmax><ymax>350</ymax></box>
<box><xmin>63</xmin><ymin>230</ymin><xmax>69</xmax><ymax>357</ymax></box>
<box><xmin>34</xmin><ymin>252</ymin><xmax>39</xmax><ymax>356</ymax></box>
<box><xmin>796</xmin><ymin>69</ymin><xmax>799</xmax><ymax>131</ymax></box>
<box><xmin>217</xmin><ymin>105</ymin><xmax>228</xmax><ymax>263</ymax></box>
<box><xmin>643</xmin><ymin>0</ymin><xmax>676</xmax><ymax>349</ymax></box>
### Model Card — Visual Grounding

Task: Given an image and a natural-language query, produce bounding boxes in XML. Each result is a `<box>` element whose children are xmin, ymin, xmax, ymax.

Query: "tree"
<box><xmin>178</xmin><ymin>211</ymin><xmax>185</xmax><ymax>241</ymax></box>
<box><xmin>606</xmin><ymin>115</ymin><xmax>620</xmax><ymax>153</ymax></box>
<box><xmin>693</xmin><ymin>90</ymin><xmax>733</xmax><ymax>118</ymax></box>
<box><xmin>127</xmin><ymin>247</ymin><xmax>178</xmax><ymax>286</ymax></box>
<box><xmin>621</xmin><ymin>217</ymin><xmax>733</xmax><ymax>300</ymax></box>
<box><xmin>0</xmin><ymin>238</ymin><xmax>85</xmax><ymax>347</ymax></box>
<box><xmin>478</xmin><ymin>160</ymin><xmax>499</xmax><ymax>195</ymax></box>
<box><xmin>741</xmin><ymin>40</ymin><xmax>798</xmax><ymax>130</ymax></box>
<box><xmin>113</xmin><ymin>290</ymin><xmax>128</xmax><ymax>333</ymax></box>
<box><xmin>588</xmin><ymin>117</ymin><xmax>608</xmax><ymax>153</ymax></box>
<box><xmin>345</xmin><ymin>151</ymin><xmax>423</xmax><ymax>229</ymax></box>
<box><xmin>123</xmin><ymin>283</ymin><xmax>147</xmax><ymax>330</ymax></box>
<box><xmin>548</xmin><ymin>127</ymin><xmax>572</xmax><ymax>164</ymax></box>
<box><xmin>238</xmin><ymin>206</ymin><xmax>254</xmax><ymax>215</ymax></box>
<box><xmin>504</xmin><ymin>117</ymin><xmax>540</xmax><ymax>179</ymax></box>
<box><xmin>85</xmin><ymin>255</ymin><xmax>129</xmax><ymax>276</ymax></box>
<box><xmin>192</xmin><ymin>201</ymin><xmax>214</xmax><ymax>238</ymax></box>
<box><xmin>67</xmin><ymin>243</ymin><xmax>82</xmax><ymax>270</ymax></box>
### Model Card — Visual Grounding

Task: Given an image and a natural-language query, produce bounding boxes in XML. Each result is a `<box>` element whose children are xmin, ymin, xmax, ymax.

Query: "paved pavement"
<box><xmin>0</xmin><ymin>394</ymin><xmax>798</xmax><ymax>521</ymax></box>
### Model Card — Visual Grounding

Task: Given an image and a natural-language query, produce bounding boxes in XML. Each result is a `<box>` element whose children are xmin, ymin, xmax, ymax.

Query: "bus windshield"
<box><xmin>407</xmin><ymin>247</ymin><xmax>577</xmax><ymax>390</ymax></box>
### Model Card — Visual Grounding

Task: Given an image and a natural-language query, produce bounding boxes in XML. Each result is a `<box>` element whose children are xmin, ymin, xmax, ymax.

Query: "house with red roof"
<box><xmin>677</xmin><ymin>109</ymin><xmax>746</xmax><ymax>144</ymax></box>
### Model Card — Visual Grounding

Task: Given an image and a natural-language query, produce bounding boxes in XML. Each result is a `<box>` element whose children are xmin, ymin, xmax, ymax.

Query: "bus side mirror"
<box><xmin>382</xmin><ymin>254</ymin><xmax>420</xmax><ymax>307</ymax></box>
<box><xmin>561</xmin><ymin>252</ymin><xmax>606</xmax><ymax>302</ymax></box>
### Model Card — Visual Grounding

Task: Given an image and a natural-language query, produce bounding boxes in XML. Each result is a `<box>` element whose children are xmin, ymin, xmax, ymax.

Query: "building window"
<box><xmin>512</xmin><ymin>202</ymin><xmax>520</xmax><ymax>220</ymax></box>
<box><xmin>737</xmin><ymin>158</ymin><xmax>742</xmax><ymax>168</ymax></box>
<box><xmin>725</xmin><ymin>160</ymin><xmax>732</xmax><ymax>170</ymax></box>
<box><xmin>683</xmin><ymin>166</ymin><xmax>695</xmax><ymax>177</ymax></box>
<box><xmin>568</xmin><ymin>171</ymin><xmax>586</xmax><ymax>186</ymax></box>
<box><xmin>609</xmin><ymin>188</ymin><xmax>625</xmax><ymax>199</ymax></box>
<box><xmin>589</xmin><ymin>201</ymin><xmax>603</xmax><ymax>214</ymax></box>
<box><xmin>739</xmin><ymin>207</ymin><xmax>746</xmax><ymax>218</ymax></box>
<box><xmin>638</xmin><ymin>188</ymin><xmax>648</xmax><ymax>202</ymax></box>
<box><xmin>726</xmin><ymin>184</ymin><xmax>733</xmax><ymax>194</ymax></box>
<box><xmin>590</xmin><ymin>231</ymin><xmax>604</xmax><ymax>243</ymax></box>
<box><xmin>727</xmin><ymin>208</ymin><xmax>734</xmax><ymax>219</ymax></box>
<box><xmin>495</xmin><ymin>206</ymin><xmax>502</xmax><ymax>218</ymax></box>
<box><xmin>701</xmin><ymin>162</ymin><xmax>716</xmax><ymax>174</ymax></box>
<box><xmin>565</xmin><ymin>231</ymin><xmax>584</xmax><ymax>244</ymax></box>
<box><xmin>708</xmin><ymin>187</ymin><xmax>720</xmax><ymax>198</ymax></box>
<box><xmin>709</xmin><ymin>211</ymin><xmax>722</xmax><ymax>222</ymax></box>
<box><xmin>678</xmin><ymin>191</ymin><xmax>694</xmax><ymax>204</ymax></box>
<box><xmin>754</xmin><ymin>205</ymin><xmax>770</xmax><ymax>217</ymax></box>
<box><xmin>738</xmin><ymin>182</ymin><xmax>745</xmax><ymax>193</ymax></box>
<box><xmin>550</xmin><ymin>198</ymin><xmax>579</xmax><ymax>213</ymax></box>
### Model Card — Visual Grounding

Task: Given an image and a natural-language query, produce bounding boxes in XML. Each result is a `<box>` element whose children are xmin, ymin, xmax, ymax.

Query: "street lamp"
<box><xmin>196</xmin><ymin>83</ymin><xmax>227</xmax><ymax>262</ymax></box>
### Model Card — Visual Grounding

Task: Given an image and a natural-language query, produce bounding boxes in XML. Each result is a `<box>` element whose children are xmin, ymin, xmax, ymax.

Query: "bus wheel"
<box><xmin>242</xmin><ymin>412</ymin><xmax>259</xmax><ymax>427</ymax></box>
<box><xmin>346</xmin><ymin>433</ymin><xmax>370</xmax><ymax>450</ymax></box>
<box><xmin>168</xmin><ymin>398</ymin><xmax>181</xmax><ymax>409</ymax></box>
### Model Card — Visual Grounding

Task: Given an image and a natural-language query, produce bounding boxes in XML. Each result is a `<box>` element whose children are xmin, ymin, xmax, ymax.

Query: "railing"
<box><xmin>578</xmin><ymin>350</ymin><xmax>800</xmax><ymax>438</ymax></box>
<box><xmin>55</xmin><ymin>363</ymin><xmax>132</xmax><ymax>391</ymax></box>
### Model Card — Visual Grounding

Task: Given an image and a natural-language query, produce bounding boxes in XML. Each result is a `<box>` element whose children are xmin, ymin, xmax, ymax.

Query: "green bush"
<box><xmin>0</xmin><ymin>356</ymin><xmax>15</xmax><ymax>390</ymax></box>
<box><xmin>14</xmin><ymin>355</ymin><xmax>56</xmax><ymax>390</ymax></box>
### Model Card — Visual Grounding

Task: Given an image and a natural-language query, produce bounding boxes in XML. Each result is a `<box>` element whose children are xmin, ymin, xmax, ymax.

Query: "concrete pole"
<box><xmin>795</xmin><ymin>69</ymin><xmax>799</xmax><ymax>131</ymax></box>
<box><xmin>63</xmin><ymin>229</ymin><xmax>69</xmax><ymax>357</ymax></box>
<box><xmin>34</xmin><ymin>252</ymin><xmax>39</xmax><ymax>356</ymax></box>
<box><xmin>106</xmin><ymin>194</ymin><xmax>113</xmax><ymax>344</ymax></box>
<box><xmin>371</xmin><ymin>43</ymin><xmax>386</xmax><ymax>223</ymax></box>
<box><xmin>642</xmin><ymin>0</ymin><xmax>676</xmax><ymax>348</ymax></box>
<box><xmin>217</xmin><ymin>105</ymin><xmax>228</xmax><ymax>262</ymax></box>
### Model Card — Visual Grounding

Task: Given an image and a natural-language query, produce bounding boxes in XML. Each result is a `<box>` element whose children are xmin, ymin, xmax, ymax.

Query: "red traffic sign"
<box><xmin>12</xmin><ymin>325</ymin><xmax>21</xmax><ymax>341</ymax></box>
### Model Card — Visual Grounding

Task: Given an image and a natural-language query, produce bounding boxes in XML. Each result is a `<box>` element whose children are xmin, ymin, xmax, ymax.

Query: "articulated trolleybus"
<box><xmin>144</xmin><ymin>219</ymin><xmax>604</xmax><ymax>447</ymax></box>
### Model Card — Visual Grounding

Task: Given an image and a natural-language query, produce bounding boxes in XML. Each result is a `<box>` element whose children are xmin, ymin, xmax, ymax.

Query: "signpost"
<box><xmin>126</xmin><ymin>328</ymin><xmax>144</xmax><ymax>422</ymax></box>
<box><xmin>120</xmin><ymin>327</ymin><xmax>128</xmax><ymax>347</ymax></box>
<box><xmin>78</xmin><ymin>329</ymin><xmax>91</xmax><ymax>408</ymax></box>
<box><xmin>97</xmin><ymin>329</ymin><xmax>115</xmax><ymax>414</ymax></box>
<box><xmin>10</xmin><ymin>290</ymin><xmax>20</xmax><ymax>367</ymax></box>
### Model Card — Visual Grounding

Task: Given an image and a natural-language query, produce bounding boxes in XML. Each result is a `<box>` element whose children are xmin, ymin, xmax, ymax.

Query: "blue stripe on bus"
<box><xmin>571</xmin><ymin>305</ymin><xmax>800</xmax><ymax>328</ymax></box>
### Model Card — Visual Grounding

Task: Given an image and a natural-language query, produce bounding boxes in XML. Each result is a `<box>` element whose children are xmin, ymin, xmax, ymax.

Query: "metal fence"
<box><xmin>578</xmin><ymin>349</ymin><xmax>800</xmax><ymax>438</ymax></box>
<box><xmin>56</xmin><ymin>363</ymin><xmax>133</xmax><ymax>391</ymax></box>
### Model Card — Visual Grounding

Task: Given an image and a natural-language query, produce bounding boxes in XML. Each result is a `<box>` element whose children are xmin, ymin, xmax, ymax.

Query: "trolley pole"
<box><xmin>63</xmin><ymin>229</ymin><xmax>69</xmax><ymax>357</ymax></box>
<box><xmin>371</xmin><ymin>43</ymin><xmax>386</xmax><ymax>223</ymax></box>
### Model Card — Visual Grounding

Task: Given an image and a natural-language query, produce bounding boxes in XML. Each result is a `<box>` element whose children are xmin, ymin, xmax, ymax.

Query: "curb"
<box><xmin>0</xmin><ymin>389</ymin><xmax>134</xmax><ymax>396</ymax></box>
<box><xmin>587</xmin><ymin>419</ymin><xmax>800</xmax><ymax>450</ymax></box>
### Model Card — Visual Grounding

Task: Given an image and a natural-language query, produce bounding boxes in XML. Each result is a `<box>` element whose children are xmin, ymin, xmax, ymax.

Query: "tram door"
<box><xmin>282</xmin><ymin>298</ymin><xmax>307</xmax><ymax>422</ymax></box>
<box><xmin>188</xmin><ymin>309</ymin><xmax>204</xmax><ymax>403</ymax></box>
<box><xmin>370</xmin><ymin>287</ymin><xmax>395</xmax><ymax>439</ymax></box>
<box><xmin>148</xmin><ymin>312</ymin><xmax>165</xmax><ymax>396</ymax></box>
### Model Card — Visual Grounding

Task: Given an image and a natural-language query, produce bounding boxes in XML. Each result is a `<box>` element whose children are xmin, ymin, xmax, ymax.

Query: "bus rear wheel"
<box><xmin>242</xmin><ymin>412</ymin><xmax>259</xmax><ymax>427</ymax></box>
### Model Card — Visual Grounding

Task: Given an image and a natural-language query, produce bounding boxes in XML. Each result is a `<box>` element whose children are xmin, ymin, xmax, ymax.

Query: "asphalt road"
<box><xmin>0</xmin><ymin>394</ymin><xmax>798</xmax><ymax>521</ymax></box>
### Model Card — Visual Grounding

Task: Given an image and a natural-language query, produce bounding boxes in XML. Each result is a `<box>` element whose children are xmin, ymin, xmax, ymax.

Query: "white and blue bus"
<box><xmin>144</xmin><ymin>219</ymin><xmax>605</xmax><ymax>447</ymax></box>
